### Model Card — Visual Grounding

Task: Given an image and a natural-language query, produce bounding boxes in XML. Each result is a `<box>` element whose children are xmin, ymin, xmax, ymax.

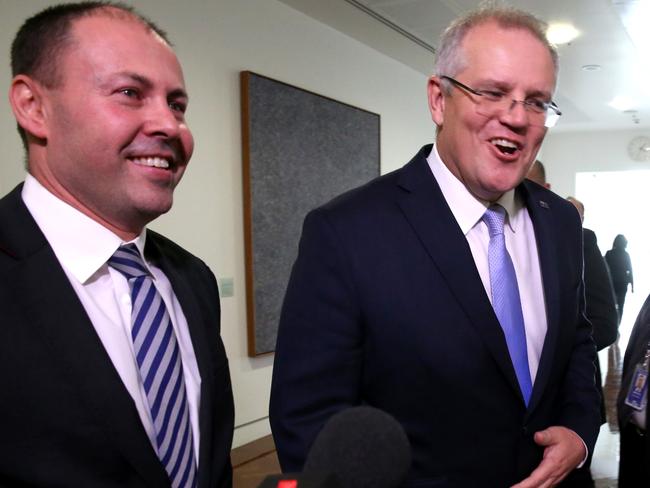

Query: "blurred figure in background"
<box><xmin>565</xmin><ymin>197</ymin><xmax>618</xmax><ymax>351</ymax></box>
<box><xmin>605</xmin><ymin>235</ymin><xmax>634</xmax><ymax>323</ymax></box>
<box><xmin>617</xmin><ymin>293</ymin><xmax>650</xmax><ymax>486</ymax></box>
<box><xmin>526</xmin><ymin>159</ymin><xmax>551</xmax><ymax>189</ymax></box>
<box><xmin>566</xmin><ymin>197</ymin><xmax>618</xmax><ymax>457</ymax></box>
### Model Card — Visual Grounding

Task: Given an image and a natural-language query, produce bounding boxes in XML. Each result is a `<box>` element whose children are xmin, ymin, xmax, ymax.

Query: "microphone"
<box><xmin>304</xmin><ymin>406</ymin><xmax>411</xmax><ymax>488</ymax></box>
<box><xmin>259</xmin><ymin>406</ymin><xmax>411</xmax><ymax>488</ymax></box>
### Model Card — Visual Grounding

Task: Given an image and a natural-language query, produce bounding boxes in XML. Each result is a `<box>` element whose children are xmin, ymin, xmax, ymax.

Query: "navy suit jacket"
<box><xmin>0</xmin><ymin>184</ymin><xmax>234</xmax><ymax>487</ymax></box>
<box><xmin>270</xmin><ymin>145</ymin><xmax>601</xmax><ymax>487</ymax></box>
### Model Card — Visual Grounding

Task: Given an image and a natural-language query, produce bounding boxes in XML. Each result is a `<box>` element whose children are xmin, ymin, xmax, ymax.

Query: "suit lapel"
<box><xmin>1</xmin><ymin>186</ymin><xmax>169</xmax><ymax>486</ymax></box>
<box><xmin>520</xmin><ymin>184</ymin><xmax>561</xmax><ymax>412</ymax></box>
<box><xmin>394</xmin><ymin>148</ymin><xmax>524</xmax><ymax>402</ymax></box>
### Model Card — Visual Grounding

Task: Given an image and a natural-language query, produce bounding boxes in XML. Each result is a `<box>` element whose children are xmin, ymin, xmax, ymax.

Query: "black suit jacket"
<box><xmin>270</xmin><ymin>146</ymin><xmax>601</xmax><ymax>487</ymax></box>
<box><xmin>0</xmin><ymin>184</ymin><xmax>234</xmax><ymax>487</ymax></box>
<box><xmin>580</xmin><ymin>228</ymin><xmax>618</xmax><ymax>430</ymax></box>
<box><xmin>582</xmin><ymin>228</ymin><xmax>618</xmax><ymax>351</ymax></box>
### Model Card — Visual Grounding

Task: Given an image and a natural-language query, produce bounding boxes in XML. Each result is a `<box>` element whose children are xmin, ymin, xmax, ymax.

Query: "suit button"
<box><xmin>522</xmin><ymin>426</ymin><xmax>529</xmax><ymax>435</ymax></box>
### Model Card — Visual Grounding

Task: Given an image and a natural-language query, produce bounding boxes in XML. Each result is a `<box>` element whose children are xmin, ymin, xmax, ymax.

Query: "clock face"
<box><xmin>628</xmin><ymin>136</ymin><xmax>650</xmax><ymax>162</ymax></box>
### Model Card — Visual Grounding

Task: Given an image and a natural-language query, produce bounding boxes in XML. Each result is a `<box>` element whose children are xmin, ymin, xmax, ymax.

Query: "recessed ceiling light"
<box><xmin>546</xmin><ymin>23</ymin><xmax>580</xmax><ymax>45</ymax></box>
<box><xmin>581</xmin><ymin>64</ymin><xmax>602</xmax><ymax>71</ymax></box>
<box><xmin>609</xmin><ymin>96</ymin><xmax>636</xmax><ymax>111</ymax></box>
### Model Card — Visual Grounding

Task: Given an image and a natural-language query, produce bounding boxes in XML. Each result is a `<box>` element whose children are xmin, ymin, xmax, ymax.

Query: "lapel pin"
<box><xmin>539</xmin><ymin>200</ymin><xmax>549</xmax><ymax>209</ymax></box>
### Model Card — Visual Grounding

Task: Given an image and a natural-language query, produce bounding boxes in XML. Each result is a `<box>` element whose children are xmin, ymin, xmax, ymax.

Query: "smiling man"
<box><xmin>270</xmin><ymin>6</ymin><xmax>600</xmax><ymax>488</ymax></box>
<box><xmin>0</xmin><ymin>3</ymin><xmax>233</xmax><ymax>487</ymax></box>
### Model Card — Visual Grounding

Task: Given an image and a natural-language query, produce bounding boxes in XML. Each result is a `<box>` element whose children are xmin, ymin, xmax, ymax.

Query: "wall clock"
<box><xmin>628</xmin><ymin>136</ymin><xmax>650</xmax><ymax>162</ymax></box>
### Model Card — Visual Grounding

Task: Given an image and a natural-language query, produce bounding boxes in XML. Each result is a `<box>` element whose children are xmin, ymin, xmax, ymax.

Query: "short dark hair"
<box><xmin>10</xmin><ymin>1</ymin><xmax>171</xmax><ymax>147</ymax></box>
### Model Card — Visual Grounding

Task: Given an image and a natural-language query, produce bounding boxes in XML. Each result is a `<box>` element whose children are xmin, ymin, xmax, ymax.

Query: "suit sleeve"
<box><xmin>582</xmin><ymin>230</ymin><xmax>618</xmax><ymax>350</ymax></box>
<box><xmin>270</xmin><ymin>208</ymin><xmax>363</xmax><ymax>472</ymax></box>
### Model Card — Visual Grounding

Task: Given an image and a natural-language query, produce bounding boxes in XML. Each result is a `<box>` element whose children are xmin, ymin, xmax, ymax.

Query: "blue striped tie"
<box><xmin>109</xmin><ymin>244</ymin><xmax>197</xmax><ymax>488</ymax></box>
<box><xmin>483</xmin><ymin>205</ymin><xmax>533</xmax><ymax>405</ymax></box>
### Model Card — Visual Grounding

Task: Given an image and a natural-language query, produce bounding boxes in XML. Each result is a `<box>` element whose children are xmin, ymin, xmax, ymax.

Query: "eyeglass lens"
<box><xmin>474</xmin><ymin>99</ymin><xmax>553</xmax><ymax>127</ymax></box>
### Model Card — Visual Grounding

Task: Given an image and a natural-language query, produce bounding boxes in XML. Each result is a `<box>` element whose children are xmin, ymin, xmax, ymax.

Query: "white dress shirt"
<box><xmin>426</xmin><ymin>146</ymin><xmax>548</xmax><ymax>382</ymax></box>
<box><xmin>21</xmin><ymin>174</ymin><xmax>201</xmax><ymax>459</ymax></box>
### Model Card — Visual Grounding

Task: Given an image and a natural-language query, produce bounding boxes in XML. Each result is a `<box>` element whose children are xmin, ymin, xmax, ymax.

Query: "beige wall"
<box><xmin>0</xmin><ymin>0</ymin><xmax>433</xmax><ymax>447</ymax></box>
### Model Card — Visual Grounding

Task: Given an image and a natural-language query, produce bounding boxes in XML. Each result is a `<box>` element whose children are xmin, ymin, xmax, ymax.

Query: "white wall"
<box><xmin>0</xmin><ymin>0</ymin><xmax>433</xmax><ymax>447</ymax></box>
<box><xmin>542</xmin><ymin>129</ymin><xmax>650</xmax><ymax>198</ymax></box>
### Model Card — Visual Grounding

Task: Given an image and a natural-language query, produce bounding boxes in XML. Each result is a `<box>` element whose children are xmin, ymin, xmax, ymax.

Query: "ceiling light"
<box><xmin>546</xmin><ymin>23</ymin><xmax>580</xmax><ymax>45</ymax></box>
<box><xmin>581</xmin><ymin>64</ymin><xmax>602</xmax><ymax>71</ymax></box>
<box><xmin>609</xmin><ymin>96</ymin><xmax>636</xmax><ymax>111</ymax></box>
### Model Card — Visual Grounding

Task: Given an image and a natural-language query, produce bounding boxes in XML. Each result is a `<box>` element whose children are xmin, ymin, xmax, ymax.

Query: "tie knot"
<box><xmin>108</xmin><ymin>244</ymin><xmax>149</xmax><ymax>279</ymax></box>
<box><xmin>483</xmin><ymin>204</ymin><xmax>507</xmax><ymax>238</ymax></box>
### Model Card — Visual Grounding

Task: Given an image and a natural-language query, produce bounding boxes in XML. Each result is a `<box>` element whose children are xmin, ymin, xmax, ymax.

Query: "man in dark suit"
<box><xmin>566</xmin><ymin>197</ymin><xmax>618</xmax><ymax>486</ymax></box>
<box><xmin>270</xmin><ymin>6</ymin><xmax>601</xmax><ymax>487</ymax></box>
<box><xmin>527</xmin><ymin>159</ymin><xmax>551</xmax><ymax>190</ymax></box>
<box><xmin>617</xmin><ymin>294</ymin><xmax>650</xmax><ymax>486</ymax></box>
<box><xmin>564</xmin><ymin>197</ymin><xmax>618</xmax><ymax>355</ymax></box>
<box><xmin>0</xmin><ymin>3</ymin><xmax>233</xmax><ymax>487</ymax></box>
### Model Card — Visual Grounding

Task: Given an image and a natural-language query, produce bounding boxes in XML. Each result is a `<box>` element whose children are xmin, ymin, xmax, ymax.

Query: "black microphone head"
<box><xmin>303</xmin><ymin>406</ymin><xmax>411</xmax><ymax>488</ymax></box>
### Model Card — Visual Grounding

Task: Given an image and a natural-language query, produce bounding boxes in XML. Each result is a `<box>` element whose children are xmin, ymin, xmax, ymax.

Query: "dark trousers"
<box><xmin>615</xmin><ymin>289</ymin><xmax>628</xmax><ymax>323</ymax></box>
<box><xmin>619</xmin><ymin>423</ymin><xmax>650</xmax><ymax>487</ymax></box>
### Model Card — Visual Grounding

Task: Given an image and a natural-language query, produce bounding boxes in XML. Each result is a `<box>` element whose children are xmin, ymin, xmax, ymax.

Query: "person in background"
<box><xmin>527</xmin><ymin>159</ymin><xmax>551</xmax><ymax>189</ymax></box>
<box><xmin>564</xmin><ymin>197</ymin><xmax>619</xmax><ymax>353</ymax></box>
<box><xmin>617</xmin><ymin>293</ymin><xmax>650</xmax><ymax>486</ymax></box>
<box><xmin>566</xmin><ymin>196</ymin><xmax>618</xmax><ymax>487</ymax></box>
<box><xmin>0</xmin><ymin>3</ymin><xmax>233</xmax><ymax>486</ymax></box>
<box><xmin>605</xmin><ymin>234</ymin><xmax>634</xmax><ymax>322</ymax></box>
<box><xmin>528</xmin><ymin>165</ymin><xmax>618</xmax><ymax>388</ymax></box>
<box><xmin>271</xmin><ymin>6</ymin><xmax>600</xmax><ymax>487</ymax></box>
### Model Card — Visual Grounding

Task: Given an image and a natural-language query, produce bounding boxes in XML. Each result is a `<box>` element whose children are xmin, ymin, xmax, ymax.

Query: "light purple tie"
<box><xmin>483</xmin><ymin>205</ymin><xmax>533</xmax><ymax>405</ymax></box>
<box><xmin>109</xmin><ymin>244</ymin><xmax>197</xmax><ymax>488</ymax></box>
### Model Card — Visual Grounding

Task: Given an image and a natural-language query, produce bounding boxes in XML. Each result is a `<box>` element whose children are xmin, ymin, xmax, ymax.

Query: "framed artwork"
<box><xmin>241</xmin><ymin>71</ymin><xmax>380</xmax><ymax>356</ymax></box>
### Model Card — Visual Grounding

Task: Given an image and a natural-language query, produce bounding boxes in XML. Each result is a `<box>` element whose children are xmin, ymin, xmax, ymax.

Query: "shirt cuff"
<box><xmin>573</xmin><ymin>430</ymin><xmax>588</xmax><ymax>468</ymax></box>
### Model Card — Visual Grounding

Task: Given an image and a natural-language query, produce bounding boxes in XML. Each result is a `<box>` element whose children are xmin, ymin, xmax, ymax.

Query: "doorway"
<box><xmin>576</xmin><ymin>169</ymin><xmax>648</xmax><ymax>342</ymax></box>
<box><xmin>575</xmin><ymin>170</ymin><xmax>649</xmax><ymax>484</ymax></box>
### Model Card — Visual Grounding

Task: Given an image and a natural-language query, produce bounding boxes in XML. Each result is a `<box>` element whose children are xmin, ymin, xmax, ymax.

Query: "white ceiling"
<box><xmin>280</xmin><ymin>0</ymin><xmax>650</xmax><ymax>133</ymax></box>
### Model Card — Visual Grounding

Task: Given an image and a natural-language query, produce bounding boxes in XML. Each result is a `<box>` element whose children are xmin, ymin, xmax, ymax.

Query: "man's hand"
<box><xmin>510</xmin><ymin>426</ymin><xmax>586</xmax><ymax>488</ymax></box>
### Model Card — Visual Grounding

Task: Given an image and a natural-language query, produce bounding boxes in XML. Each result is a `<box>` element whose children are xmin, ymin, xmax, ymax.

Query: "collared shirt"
<box><xmin>22</xmin><ymin>174</ymin><xmax>201</xmax><ymax>459</ymax></box>
<box><xmin>427</xmin><ymin>146</ymin><xmax>547</xmax><ymax>382</ymax></box>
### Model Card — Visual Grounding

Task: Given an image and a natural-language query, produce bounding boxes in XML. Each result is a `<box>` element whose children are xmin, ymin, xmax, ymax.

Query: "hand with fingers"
<box><xmin>510</xmin><ymin>426</ymin><xmax>586</xmax><ymax>488</ymax></box>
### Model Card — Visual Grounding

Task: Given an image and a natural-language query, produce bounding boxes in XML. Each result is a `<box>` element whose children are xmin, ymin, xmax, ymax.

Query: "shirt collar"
<box><xmin>21</xmin><ymin>174</ymin><xmax>148</xmax><ymax>284</ymax></box>
<box><xmin>426</xmin><ymin>145</ymin><xmax>522</xmax><ymax>235</ymax></box>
